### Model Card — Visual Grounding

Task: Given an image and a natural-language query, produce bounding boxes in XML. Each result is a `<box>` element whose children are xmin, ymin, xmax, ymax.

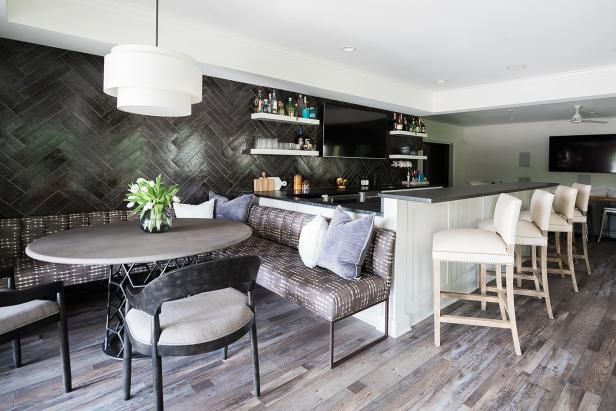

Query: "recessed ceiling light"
<box><xmin>509</xmin><ymin>117</ymin><xmax>516</xmax><ymax>120</ymax></box>
<box><xmin>507</xmin><ymin>109</ymin><xmax>514</xmax><ymax>112</ymax></box>
<box><xmin>506</xmin><ymin>64</ymin><xmax>526</xmax><ymax>71</ymax></box>
<box><xmin>590</xmin><ymin>111</ymin><xmax>596</xmax><ymax>114</ymax></box>
<box><xmin>436</xmin><ymin>79</ymin><xmax>447</xmax><ymax>84</ymax></box>
<box><xmin>342</xmin><ymin>46</ymin><xmax>355</xmax><ymax>52</ymax></box>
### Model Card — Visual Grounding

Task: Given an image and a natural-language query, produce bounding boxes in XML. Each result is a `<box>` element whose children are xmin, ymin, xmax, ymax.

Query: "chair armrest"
<box><xmin>129</xmin><ymin>256</ymin><xmax>260</xmax><ymax>316</ymax></box>
<box><xmin>0</xmin><ymin>281</ymin><xmax>63</xmax><ymax>307</ymax></box>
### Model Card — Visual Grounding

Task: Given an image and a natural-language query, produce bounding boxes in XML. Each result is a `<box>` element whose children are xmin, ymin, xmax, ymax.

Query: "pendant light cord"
<box><xmin>155</xmin><ymin>0</ymin><xmax>159</xmax><ymax>47</ymax></box>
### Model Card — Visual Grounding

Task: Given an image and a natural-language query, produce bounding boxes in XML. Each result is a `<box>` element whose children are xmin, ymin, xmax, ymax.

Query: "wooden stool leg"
<box><xmin>433</xmin><ymin>260</ymin><xmax>441</xmax><ymax>347</ymax></box>
<box><xmin>567</xmin><ymin>231</ymin><xmax>579</xmax><ymax>292</ymax></box>
<box><xmin>531</xmin><ymin>245</ymin><xmax>541</xmax><ymax>297</ymax></box>
<box><xmin>541</xmin><ymin>245</ymin><xmax>554</xmax><ymax>319</ymax></box>
<box><xmin>515</xmin><ymin>245</ymin><xmax>523</xmax><ymax>287</ymax></box>
<box><xmin>480</xmin><ymin>264</ymin><xmax>487</xmax><ymax>311</ymax></box>
<box><xmin>582</xmin><ymin>222</ymin><xmax>591</xmax><ymax>275</ymax></box>
<box><xmin>495</xmin><ymin>264</ymin><xmax>507</xmax><ymax>321</ymax></box>
<box><xmin>506</xmin><ymin>264</ymin><xmax>522</xmax><ymax>356</ymax></box>
<box><xmin>555</xmin><ymin>232</ymin><xmax>564</xmax><ymax>277</ymax></box>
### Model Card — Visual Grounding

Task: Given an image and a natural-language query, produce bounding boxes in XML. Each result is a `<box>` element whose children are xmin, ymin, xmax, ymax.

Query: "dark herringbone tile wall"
<box><xmin>0</xmin><ymin>38</ymin><xmax>411</xmax><ymax>218</ymax></box>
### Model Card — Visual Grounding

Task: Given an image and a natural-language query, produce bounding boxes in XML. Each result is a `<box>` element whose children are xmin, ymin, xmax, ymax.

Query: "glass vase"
<box><xmin>140</xmin><ymin>207</ymin><xmax>173</xmax><ymax>234</ymax></box>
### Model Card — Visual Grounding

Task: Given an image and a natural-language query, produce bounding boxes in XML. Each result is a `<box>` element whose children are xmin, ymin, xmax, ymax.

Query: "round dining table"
<box><xmin>26</xmin><ymin>218</ymin><xmax>252</xmax><ymax>358</ymax></box>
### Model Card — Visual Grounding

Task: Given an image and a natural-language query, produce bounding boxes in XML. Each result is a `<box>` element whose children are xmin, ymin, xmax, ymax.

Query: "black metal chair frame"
<box><xmin>329</xmin><ymin>297</ymin><xmax>389</xmax><ymax>368</ymax></box>
<box><xmin>0</xmin><ymin>270</ymin><xmax>71</xmax><ymax>393</ymax></box>
<box><xmin>122</xmin><ymin>255</ymin><xmax>261</xmax><ymax>411</ymax></box>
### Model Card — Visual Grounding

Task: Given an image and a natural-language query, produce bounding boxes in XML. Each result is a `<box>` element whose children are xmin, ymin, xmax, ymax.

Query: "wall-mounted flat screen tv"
<box><xmin>322</xmin><ymin>103</ymin><xmax>388</xmax><ymax>159</ymax></box>
<box><xmin>549</xmin><ymin>134</ymin><xmax>616</xmax><ymax>173</ymax></box>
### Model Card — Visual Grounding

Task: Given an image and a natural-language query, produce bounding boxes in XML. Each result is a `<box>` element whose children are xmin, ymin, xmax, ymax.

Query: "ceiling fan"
<box><xmin>570</xmin><ymin>104</ymin><xmax>608</xmax><ymax>124</ymax></box>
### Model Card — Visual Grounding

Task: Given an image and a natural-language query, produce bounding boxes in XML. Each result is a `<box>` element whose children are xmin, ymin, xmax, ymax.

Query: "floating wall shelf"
<box><xmin>249</xmin><ymin>148</ymin><xmax>320</xmax><ymax>157</ymax></box>
<box><xmin>250</xmin><ymin>113</ymin><xmax>320</xmax><ymax>126</ymax></box>
<box><xmin>389</xmin><ymin>130</ymin><xmax>428</xmax><ymax>138</ymax></box>
<box><xmin>389</xmin><ymin>154</ymin><xmax>428</xmax><ymax>160</ymax></box>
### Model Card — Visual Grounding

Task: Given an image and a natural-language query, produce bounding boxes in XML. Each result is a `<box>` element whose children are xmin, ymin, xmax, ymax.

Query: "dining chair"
<box><xmin>122</xmin><ymin>255</ymin><xmax>261</xmax><ymax>411</ymax></box>
<box><xmin>0</xmin><ymin>272</ymin><xmax>72</xmax><ymax>393</ymax></box>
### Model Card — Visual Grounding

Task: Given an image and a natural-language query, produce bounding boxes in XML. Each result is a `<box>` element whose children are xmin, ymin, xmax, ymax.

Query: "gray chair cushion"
<box><xmin>125</xmin><ymin>288</ymin><xmax>253</xmax><ymax>346</ymax></box>
<box><xmin>0</xmin><ymin>299</ymin><xmax>59</xmax><ymax>334</ymax></box>
<box><xmin>213</xmin><ymin>236</ymin><xmax>389</xmax><ymax>321</ymax></box>
<box><xmin>316</xmin><ymin>206</ymin><xmax>374</xmax><ymax>280</ymax></box>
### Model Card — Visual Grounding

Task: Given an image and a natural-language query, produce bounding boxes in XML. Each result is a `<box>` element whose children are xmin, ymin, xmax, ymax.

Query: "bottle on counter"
<box><xmin>293</xmin><ymin>174</ymin><xmax>303</xmax><ymax>191</ymax></box>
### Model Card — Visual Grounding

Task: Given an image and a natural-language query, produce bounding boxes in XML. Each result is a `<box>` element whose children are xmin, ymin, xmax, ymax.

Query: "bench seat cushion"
<box><xmin>14</xmin><ymin>257</ymin><xmax>108</xmax><ymax>289</ymax></box>
<box><xmin>213</xmin><ymin>236</ymin><xmax>389</xmax><ymax>321</ymax></box>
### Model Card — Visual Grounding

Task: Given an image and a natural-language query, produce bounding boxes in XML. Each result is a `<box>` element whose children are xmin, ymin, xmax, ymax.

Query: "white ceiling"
<box><xmin>121</xmin><ymin>0</ymin><xmax>616</xmax><ymax>91</ymax></box>
<box><xmin>2</xmin><ymin>0</ymin><xmax>616</xmax><ymax>120</ymax></box>
<box><xmin>427</xmin><ymin>96</ymin><xmax>616</xmax><ymax>126</ymax></box>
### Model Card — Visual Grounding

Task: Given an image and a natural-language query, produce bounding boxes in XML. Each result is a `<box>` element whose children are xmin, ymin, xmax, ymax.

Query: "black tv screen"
<box><xmin>322</xmin><ymin>103</ymin><xmax>387</xmax><ymax>159</ymax></box>
<box><xmin>549</xmin><ymin>134</ymin><xmax>616</xmax><ymax>173</ymax></box>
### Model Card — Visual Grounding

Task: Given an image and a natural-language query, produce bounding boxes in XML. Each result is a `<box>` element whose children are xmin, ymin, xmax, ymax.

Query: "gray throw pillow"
<box><xmin>209</xmin><ymin>192</ymin><xmax>254</xmax><ymax>223</ymax></box>
<box><xmin>316</xmin><ymin>206</ymin><xmax>374</xmax><ymax>280</ymax></box>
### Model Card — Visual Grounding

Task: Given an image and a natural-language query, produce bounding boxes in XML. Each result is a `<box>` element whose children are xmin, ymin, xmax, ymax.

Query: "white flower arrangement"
<box><xmin>125</xmin><ymin>175</ymin><xmax>181</xmax><ymax>232</ymax></box>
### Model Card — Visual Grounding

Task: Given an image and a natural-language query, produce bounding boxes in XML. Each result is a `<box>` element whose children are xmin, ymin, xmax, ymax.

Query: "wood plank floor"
<box><xmin>2</xmin><ymin>240</ymin><xmax>616</xmax><ymax>410</ymax></box>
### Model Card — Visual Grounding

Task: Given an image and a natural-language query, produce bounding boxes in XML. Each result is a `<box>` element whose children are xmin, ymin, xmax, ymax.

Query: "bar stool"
<box><xmin>433</xmin><ymin>193</ymin><xmax>522</xmax><ymax>355</ymax></box>
<box><xmin>597</xmin><ymin>207</ymin><xmax>616</xmax><ymax>243</ymax></box>
<box><xmin>521</xmin><ymin>185</ymin><xmax>578</xmax><ymax>292</ymax></box>
<box><xmin>570</xmin><ymin>183</ymin><xmax>591</xmax><ymax>274</ymax></box>
<box><xmin>478</xmin><ymin>190</ymin><xmax>555</xmax><ymax>319</ymax></box>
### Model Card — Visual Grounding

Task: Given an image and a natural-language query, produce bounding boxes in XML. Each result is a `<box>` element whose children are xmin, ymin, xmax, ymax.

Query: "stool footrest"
<box><xmin>440</xmin><ymin>315</ymin><xmax>512</xmax><ymax>329</ymax></box>
<box><xmin>440</xmin><ymin>291</ymin><xmax>499</xmax><ymax>304</ymax></box>
<box><xmin>547</xmin><ymin>268</ymin><xmax>573</xmax><ymax>276</ymax></box>
<box><xmin>486</xmin><ymin>285</ymin><xmax>545</xmax><ymax>298</ymax></box>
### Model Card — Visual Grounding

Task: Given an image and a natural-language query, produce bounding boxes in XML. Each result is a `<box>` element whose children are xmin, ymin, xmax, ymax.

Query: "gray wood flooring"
<box><xmin>2</xmin><ymin>240</ymin><xmax>616</xmax><ymax>410</ymax></box>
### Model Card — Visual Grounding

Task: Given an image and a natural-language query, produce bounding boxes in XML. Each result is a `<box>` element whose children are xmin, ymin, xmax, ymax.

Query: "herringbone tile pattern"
<box><xmin>0</xmin><ymin>38</ymin><xmax>410</xmax><ymax>218</ymax></box>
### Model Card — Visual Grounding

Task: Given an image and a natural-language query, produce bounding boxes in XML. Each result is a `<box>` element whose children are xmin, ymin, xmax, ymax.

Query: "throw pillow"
<box><xmin>316</xmin><ymin>206</ymin><xmax>374</xmax><ymax>280</ymax></box>
<box><xmin>209</xmin><ymin>191</ymin><xmax>254</xmax><ymax>222</ymax></box>
<box><xmin>172</xmin><ymin>199</ymin><xmax>215</xmax><ymax>219</ymax></box>
<box><xmin>298</xmin><ymin>215</ymin><xmax>329</xmax><ymax>268</ymax></box>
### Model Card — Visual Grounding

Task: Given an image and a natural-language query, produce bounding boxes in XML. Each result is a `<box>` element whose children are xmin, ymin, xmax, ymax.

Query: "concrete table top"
<box><xmin>26</xmin><ymin>218</ymin><xmax>252</xmax><ymax>265</ymax></box>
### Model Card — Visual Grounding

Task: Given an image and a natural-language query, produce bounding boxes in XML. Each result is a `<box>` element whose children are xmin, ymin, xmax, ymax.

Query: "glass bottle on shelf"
<box><xmin>263</xmin><ymin>98</ymin><xmax>270</xmax><ymax>114</ymax></box>
<box><xmin>278</xmin><ymin>100</ymin><xmax>284</xmax><ymax>115</ymax></box>
<box><xmin>391</xmin><ymin>113</ymin><xmax>398</xmax><ymax>131</ymax></box>
<box><xmin>267</xmin><ymin>93</ymin><xmax>273</xmax><ymax>113</ymax></box>
<box><xmin>256</xmin><ymin>90</ymin><xmax>264</xmax><ymax>113</ymax></box>
<box><xmin>420</xmin><ymin>119</ymin><xmax>426</xmax><ymax>134</ymax></box>
<box><xmin>272</xmin><ymin>89</ymin><xmax>278</xmax><ymax>114</ymax></box>
<box><xmin>253</xmin><ymin>89</ymin><xmax>261</xmax><ymax>113</ymax></box>
<box><xmin>396</xmin><ymin>114</ymin><xmax>404</xmax><ymax>130</ymax></box>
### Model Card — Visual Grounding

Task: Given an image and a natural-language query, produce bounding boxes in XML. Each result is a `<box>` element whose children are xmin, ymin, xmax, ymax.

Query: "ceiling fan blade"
<box><xmin>582</xmin><ymin>119</ymin><xmax>608</xmax><ymax>124</ymax></box>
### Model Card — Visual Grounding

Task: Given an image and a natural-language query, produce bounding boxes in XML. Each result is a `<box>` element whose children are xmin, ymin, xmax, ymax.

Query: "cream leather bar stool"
<box><xmin>570</xmin><ymin>183</ymin><xmax>592</xmax><ymax>274</ymax></box>
<box><xmin>433</xmin><ymin>193</ymin><xmax>523</xmax><ymax>355</ymax></box>
<box><xmin>521</xmin><ymin>185</ymin><xmax>578</xmax><ymax>292</ymax></box>
<box><xmin>478</xmin><ymin>190</ymin><xmax>555</xmax><ymax>319</ymax></box>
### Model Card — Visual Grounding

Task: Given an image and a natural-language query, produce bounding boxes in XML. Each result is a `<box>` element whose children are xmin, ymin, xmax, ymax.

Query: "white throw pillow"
<box><xmin>172</xmin><ymin>199</ymin><xmax>215</xmax><ymax>219</ymax></box>
<box><xmin>298</xmin><ymin>215</ymin><xmax>329</xmax><ymax>268</ymax></box>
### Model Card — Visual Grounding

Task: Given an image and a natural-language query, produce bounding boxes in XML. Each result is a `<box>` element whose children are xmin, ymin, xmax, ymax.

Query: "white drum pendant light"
<box><xmin>103</xmin><ymin>0</ymin><xmax>202</xmax><ymax>117</ymax></box>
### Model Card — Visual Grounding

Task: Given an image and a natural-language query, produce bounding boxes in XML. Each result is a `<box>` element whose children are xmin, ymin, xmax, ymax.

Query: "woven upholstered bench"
<box><xmin>0</xmin><ymin>205</ymin><xmax>395</xmax><ymax>368</ymax></box>
<box><xmin>213</xmin><ymin>205</ymin><xmax>396</xmax><ymax>368</ymax></box>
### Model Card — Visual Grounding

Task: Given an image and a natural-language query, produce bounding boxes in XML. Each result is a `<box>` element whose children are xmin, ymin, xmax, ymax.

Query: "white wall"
<box><xmin>423</xmin><ymin>120</ymin><xmax>467</xmax><ymax>186</ymax></box>
<box><xmin>457</xmin><ymin>119</ymin><xmax>616</xmax><ymax>189</ymax></box>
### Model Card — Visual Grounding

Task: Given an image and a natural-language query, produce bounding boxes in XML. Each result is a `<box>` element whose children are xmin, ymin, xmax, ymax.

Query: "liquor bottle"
<box><xmin>297</xmin><ymin>94</ymin><xmax>304</xmax><ymax>117</ymax></box>
<box><xmin>295</xmin><ymin>127</ymin><xmax>305</xmax><ymax>149</ymax></box>
<box><xmin>263</xmin><ymin>98</ymin><xmax>270</xmax><ymax>114</ymax></box>
<box><xmin>391</xmin><ymin>113</ymin><xmax>398</xmax><ymax>131</ymax></box>
<box><xmin>253</xmin><ymin>89</ymin><xmax>261</xmax><ymax>113</ymax></box>
<box><xmin>396</xmin><ymin>114</ymin><xmax>404</xmax><ymax>130</ymax></box>
<box><xmin>278</xmin><ymin>100</ymin><xmax>284</xmax><ymax>115</ymax></box>
<box><xmin>256</xmin><ymin>90</ymin><xmax>264</xmax><ymax>113</ymax></box>
<box><xmin>302</xmin><ymin>96</ymin><xmax>310</xmax><ymax>118</ymax></box>
<box><xmin>420</xmin><ymin>119</ymin><xmax>426</xmax><ymax>134</ymax></box>
<box><xmin>403</xmin><ymin>116</ymin><xmax>408</xmax><ymax>131</ymax></box>
<box><xmin>267</xmin><ymin>93</ymin><xmax>273</xmax><ymax>113</ymax></box>
<box><xmin>272</xmin><ymin>89</ymin><xmax>278</xmax><ymax>114</ymax></box>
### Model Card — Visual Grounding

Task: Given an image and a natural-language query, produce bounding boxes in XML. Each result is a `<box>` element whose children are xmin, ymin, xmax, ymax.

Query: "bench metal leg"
<box><xmin>329</xmin><ymin>299</ymin><xmax>389</xmax><ymax>369</ymax></box>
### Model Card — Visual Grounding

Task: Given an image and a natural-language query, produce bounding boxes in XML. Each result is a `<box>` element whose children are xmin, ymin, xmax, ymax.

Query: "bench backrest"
<box><xmin>247</xmin><ymin>205</ymin><xmax>396</xmax><ymax>283</ymax></box>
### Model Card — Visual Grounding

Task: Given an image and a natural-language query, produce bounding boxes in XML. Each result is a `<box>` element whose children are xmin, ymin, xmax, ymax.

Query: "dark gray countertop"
<box><xmin>378</xmin><ymin>181</ymin><xmax>558</xmax><ymax>204</ymax></box>
<box><xmin>255</xmin><ymin>190</ymin><xmax>383</xmax><ymax>215</ymax></box>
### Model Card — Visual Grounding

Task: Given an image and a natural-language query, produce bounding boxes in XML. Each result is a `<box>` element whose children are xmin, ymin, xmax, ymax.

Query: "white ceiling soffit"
<box><xmin>2</xmin><ymin>0</ymin><xmax>616</xmax><ymax>116</ymax></box>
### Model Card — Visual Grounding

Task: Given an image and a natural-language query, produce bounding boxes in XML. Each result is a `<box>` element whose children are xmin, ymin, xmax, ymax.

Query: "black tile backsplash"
<box><xmin>0</xmin><ymin>38</ymin><xmax>418</xmax><ymax>217</ymax></box>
